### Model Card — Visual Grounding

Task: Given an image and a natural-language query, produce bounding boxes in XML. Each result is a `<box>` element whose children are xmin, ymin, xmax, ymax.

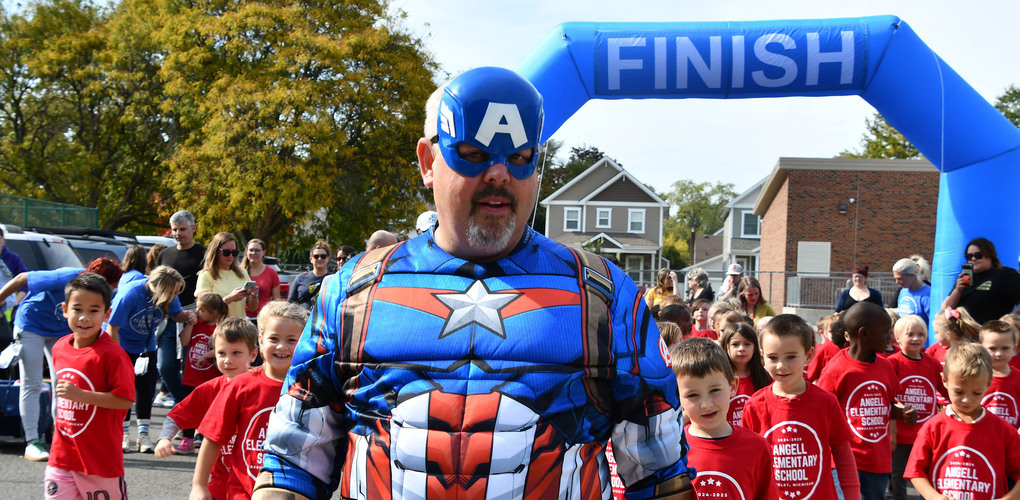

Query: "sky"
<box><xmin>392</xmin><ymin>0</ymin><xmax>1019</xmax><ymax>196</ymax></box>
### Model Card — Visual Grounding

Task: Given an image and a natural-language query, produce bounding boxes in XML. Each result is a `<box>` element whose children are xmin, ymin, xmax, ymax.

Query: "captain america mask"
<box><xmin>434</xmin><ymin>67</ymin><xmax>544</xmax><ymax>180</ymax></box>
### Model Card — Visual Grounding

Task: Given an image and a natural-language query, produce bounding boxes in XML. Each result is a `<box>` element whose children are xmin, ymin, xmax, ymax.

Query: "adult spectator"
<box><xmin>118</xmin><ymin>245</ymin><xmax>148</xmax><ymax>290</ymax></box>
<box><xmin>0</xmin><ymin>258</ymin><xmax>122</xmax><ymax>461</ymax></box>
<box><xmin>683</xmin><ymin>267</ymin><xmax>714</xmax><ymax>306</ymax></box>
<box><xmin>242</xmin><ymin>238</ymin><xmax>280</xmax><ymax>319</ymax></box>
<box><xmin>734</xmin><ymin>276</ymin><xmax>776</xmax><ymax>325</ymax></box>
<box><xmin>717</xmin><ymin>263</ymin><xmax>743</xmax><ymax>302</ymax></box>
<box><xmin>287</xmin><ymin>239</ymin><xmax>330</xmax><ymax>311</ymax></box>
<box><xmin>154</xmin><ymin>210</ymin><xmax>206</xmax><ymax>408</ymax></box>
<box><xmin>335</xmin><ymin>245</ymin><xmax>356</xmax><ymax>268</ymax></box>
<box><xmin>894</xmin><ymin>257</ymin><xmax>932</xmax><ymax>328</ymax></box>
<box><xmin>145</xmin><ymin>244</ymin><xmax>166</xmax><ymax>274</ymax></box>
<box><xmin>942</xmin><ymin>237</ymin><xmax>1020</xmax><ymax>324</ymax></box>
<box><xmin>643</xmin><ymin>268</ymin><xmax>675</xmax><ymax>308</ymax></box>
<box><xmin>415</xmin><ymin>210</ymin><xmax>438</xmax><ymax>235</ymax></box>
<box><xmin>108</xmin><ymin>266</ymin><xmax>194</xmax><ymax>453</ymax></box>
<box><xmin>0</xmin><ymin>227</ymin><xmax>28</xmax><ymax>337</ymax></box>
<box><xmin>910</xmin><ymin>254</ymin><xmax>932</xmax><ymax>285</ymax></box>
<box><xmin>834</xmin><ymin>265</ymin><xmax>883</xmax><ymax>313</ymax></box>
<box><xmin>255</xmin><ymin>67</ymin><xmax>694</xmax><ymax>499</ymax></box>
<box><xmin>366</xmin><ymin>229</ymin><xmax>398</xmax><ymax>251</ymax></box>
<box><xmin>196</xmin><ymin>232</ymin><xmax>255</xmax><ymax>319</ymax></box>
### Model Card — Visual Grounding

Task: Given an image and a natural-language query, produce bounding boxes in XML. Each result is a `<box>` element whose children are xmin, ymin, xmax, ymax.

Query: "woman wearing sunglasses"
<box><xmin>288</xmin><ymin>239</ymin><xmax>331</xmax><ymax>311</ymax></box>
<box><xmin>196</xmin><ymin>232</ymin><xmax>255</xmax><ymax>318</ymax></box>
<box><xmin>943</xmin><ymin>237</ymin><xmax>1020</xmax><ymax>324</ymax></box>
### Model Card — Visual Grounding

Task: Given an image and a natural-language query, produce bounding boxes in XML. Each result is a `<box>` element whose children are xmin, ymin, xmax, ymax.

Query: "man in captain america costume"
<box><xmin>254</xmin><ymin>67</ymin><xmax>694</xmax><ymax>500</ymax></box>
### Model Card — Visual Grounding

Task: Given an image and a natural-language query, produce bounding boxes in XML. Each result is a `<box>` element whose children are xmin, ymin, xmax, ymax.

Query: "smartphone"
<box><xmin>244</xmin><ymin>280</ymin><xmax>257</xmax><ymax>290</ymax></box>
<box><xmin>962</xmin><ymin>263</ymin><xmax>973</xmax><ymax>286</ymax></box>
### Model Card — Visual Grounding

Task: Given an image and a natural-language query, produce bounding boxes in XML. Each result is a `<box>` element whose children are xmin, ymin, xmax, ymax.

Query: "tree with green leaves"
<box><xmin>147</xmin><ymin>0</ymin><xmax>437</xmax><ymax>247</ymax></box>
<box><xmin>662</xmin><ymin>180</ymin><xmax>736</xmax><ymax>266</ymax></box>
<box><xmin>994</xmin><ymin>84</ymin><xmax>1020</xmax><ymax>127</ymax></box>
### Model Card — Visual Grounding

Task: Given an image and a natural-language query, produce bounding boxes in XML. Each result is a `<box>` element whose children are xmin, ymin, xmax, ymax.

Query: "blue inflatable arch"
<box><xmin>515</xmin><ymin>16</ymin><xmax>1020</xmax><ymax>343</ymax></box>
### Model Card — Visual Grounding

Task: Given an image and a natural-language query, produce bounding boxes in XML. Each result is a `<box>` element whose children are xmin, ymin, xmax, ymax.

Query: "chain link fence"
<box><xmin>0</xmin><ymin>194</ymin><xmax>98</xmax><ymax>228</ymax></box>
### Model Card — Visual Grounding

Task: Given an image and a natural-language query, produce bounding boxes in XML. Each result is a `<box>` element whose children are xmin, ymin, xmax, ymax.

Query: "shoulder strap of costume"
<box><xmin>346</xmin><ymin>242</ymin><xmax>405</xmax><ymax>297</ymax></box>
<box><xmin>568</xmin><ymin>248</ymin><xmax>615</xmax><ymax>416</ymax></box>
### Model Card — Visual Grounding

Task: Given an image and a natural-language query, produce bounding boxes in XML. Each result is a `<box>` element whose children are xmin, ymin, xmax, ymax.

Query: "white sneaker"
<box><xmin>122</xmin><ymin>432</ymin><xmax>130</xmax><ymax>453</ymax></box>
<box><xmin>138</xmin><ymin>432</ymin><xmax>154</xmax><ymax>453</ymax></box>
<box><xmin>152</xmin><ymin>393</ymin><xmax>175</xmax><ymax>408</ymax></box>
<box><xmin>24</xmin><ymin>439</ymin><xmax>49</xmax><ymax>461</ymax></box>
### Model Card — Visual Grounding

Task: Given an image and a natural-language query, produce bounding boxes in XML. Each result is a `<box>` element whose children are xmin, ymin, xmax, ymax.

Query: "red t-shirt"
<box><xmin>886</xmin><ymin>351</ymin><xmax>947</xmax><ymax>444</ymax></box>
<box><xmin>690</xmin><ymin>326</ymin><xmax>717</xmax><ymax>340</ymax></box>
<box><xmin>1010</xmin><ymin>352</ymin><xmax>1020</xmax><ymax>372</ymax></box>
<box><xmin>244</xmin><ymin>267</ymin><xmax>280</xmax><ymax>317</ymax></box>
<box><xmin>199</xmin><ymin>367</ymin><xmax>283</xmax><ymax>500</ymax></box>
<box><xmin>925</xmin><ymin>343</ymin><xmax>948</xmax><ymax>366</ymax></box>
<box><xmin>742</xmin><ymin>383</ymin><xmax>853</xmax><ymax>500</ymax></box>
<box><xmin>817</xmin><ymin>349</ymin><xmax>902</xmax><ymax>474</ymax></box>
<box><xmin>727</xmin><ymin>376</ymin><xmax>756</xmax><ymax>427</ymax></box>
<box><xmin>905</xmin><ymin>409</ymin><xmax>1020</xmax><ymax>499</ymax></box>
<box><xmin>182</xmin><ymin>321</ymin><xmax>220</xmax><ymax>388</ymax></box>
<box><xmin>806</xmin><ymin>341</ymin><xmax>840</xmax><ymax>382</ymax></box>
<box><xmin>170</xmin><ymin>375</ymin><xmax>232</xmax><ymax>500</ymax></box>
<box><xmin>49</xmin><ymin>332</ymin><xmax>135</xmax><ymax>478</ymax></box>
<box><xmin>685</xmin><ymin>425</ymin><xmax>779</xmax><ymax>499</ymax></box>
<box><xmin>982</xmin><ymin>368</ymin><xmax>1020</xmax><ymax>429</ymax></box>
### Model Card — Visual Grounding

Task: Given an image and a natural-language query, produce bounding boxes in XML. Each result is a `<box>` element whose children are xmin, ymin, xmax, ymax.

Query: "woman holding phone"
<box><xmin>196</xmin><ymin>232</ymin><xmax>255</xmax><ymax>318</ymax></box>
<box><xmin>242</xmin><ymin>238</ymin><xmax>281</xmax><ymax>319</ymax></box>
<box><xmin>942</xmin><ymin>237</ymin><xmax>1020</xmax><ymax>324</ymax></box>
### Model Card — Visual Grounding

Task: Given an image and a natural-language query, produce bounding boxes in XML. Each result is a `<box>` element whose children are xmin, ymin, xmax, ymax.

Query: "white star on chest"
<box><xmin>434</xmin><ymin>280</ymin><xmax>521</xmax><ymax>339</ymax></box>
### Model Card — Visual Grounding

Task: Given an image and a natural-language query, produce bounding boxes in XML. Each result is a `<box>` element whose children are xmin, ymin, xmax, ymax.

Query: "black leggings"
<box><xmin>125</xmin><ymin>351</ymin><xmax>157</xmax><ymax>422</ymax></box>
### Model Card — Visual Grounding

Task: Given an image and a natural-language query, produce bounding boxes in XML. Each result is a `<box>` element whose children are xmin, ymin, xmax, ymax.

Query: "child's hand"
<box><xmin>55</xmin><ymin>380</ymin><xmax>82</xmax><ymax>401</ymax></box>
<box><xmin>903</xmin><ymin>405</ymin><xmax>919</xmax><ymax>425</ymax></box>
<box><xmin>189</xmin><ymin>484</ymin><xmax>212</xmax><ymax>500</ymax></box>
<box><xmin>154</xmin><ymin>439</ymin><xmax>175</xmax><ymax>458</ymax></box>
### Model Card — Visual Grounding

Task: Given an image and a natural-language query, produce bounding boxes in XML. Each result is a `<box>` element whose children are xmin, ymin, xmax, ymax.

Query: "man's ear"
<box><xmin>417</xmin><ymin>138</ymin><xmax>436</xmax><ymax>188</ymax></box>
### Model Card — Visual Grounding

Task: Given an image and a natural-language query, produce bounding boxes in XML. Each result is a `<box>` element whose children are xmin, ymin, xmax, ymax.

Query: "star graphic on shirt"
<box><xmin>434</xmin><ymin>280</ymin><xmax>521</xmax><ymax>339</ymax></box>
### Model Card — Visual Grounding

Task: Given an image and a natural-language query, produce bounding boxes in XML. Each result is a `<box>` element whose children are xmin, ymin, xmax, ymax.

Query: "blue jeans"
<box><xmin>858</xmin><ymin>470</ymin><xmax>890</xmax><ymax>500</ymax></box>
<box><xmin>156</xmin><ymin>320</ymin><xmax>186</xmax><ymax>403</ymax></box>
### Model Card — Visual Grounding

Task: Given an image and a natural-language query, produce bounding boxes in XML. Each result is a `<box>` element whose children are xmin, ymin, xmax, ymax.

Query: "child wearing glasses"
<box><xmin>197</xmin><ymin>232</ymin><xmax>257</xmax><ymax>319</ymax></box>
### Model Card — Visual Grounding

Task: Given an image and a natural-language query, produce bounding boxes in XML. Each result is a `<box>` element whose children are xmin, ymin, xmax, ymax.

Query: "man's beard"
<box><xmin>466</xmin><ymin>186</ymin><xmax>518</xmax><ymax>253</ymax></box>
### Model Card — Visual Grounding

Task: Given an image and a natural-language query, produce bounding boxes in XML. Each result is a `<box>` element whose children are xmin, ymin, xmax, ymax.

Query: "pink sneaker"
<box><xmin>174</xmin><ymin>437</ymin><xmax>195</xmax><ymax>454</ymax></box>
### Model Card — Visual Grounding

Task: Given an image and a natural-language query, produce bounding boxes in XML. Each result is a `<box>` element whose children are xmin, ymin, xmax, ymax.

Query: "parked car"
<box><xmin>1</xmin><ymin>225</ymin><xmax>85</xmax><ymax>272</ymax></box>
<box><xmin>24</xmin><ymin>226</ymin><xmax>135</xmax><ymax>265</ymax></box>
<box><xmin>264</xmin><ymin>256</ymin><xmax>298</xmax><ymax>297</ymax></box>
<box><xmin>135</xmin><ymin>235</ymin><xmax>176</xmax><ymax>249</ymax></box>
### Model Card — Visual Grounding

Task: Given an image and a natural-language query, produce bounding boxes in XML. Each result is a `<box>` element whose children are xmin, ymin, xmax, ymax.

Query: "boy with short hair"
<box><xmin>978</xmin><ymin>320</ymin><xmax>1020</xmax><ymax>429</ymax></box>
<box><xmin>708</xmin><ymin>301</ymin><xmax>733</xmax><ymax>339</ymax></box>
<box><xmin>689</xmin><ymin>298</ymin><xmax>715</xmax><ymax>339</ymax></box>
<box><xmin>155</xmin><ymin>317</ymin><xmax>259</xmax><ymax>499</ymax></box>
<box><xmin>191</xmin><ymin>302</ymin><xmax>308</xmax><ymax>500</ymax></box>
<box><xmin>46</xmin><ymin>273</ymin><xmax>135</xmax><ymax>499</ymax></box>
<box><xmin>817</xmin><ymin>302</ymin><xmax>918</xmax><ymax>500</ymax></box>
<box><xmin>742</xmin><ymin>314</ymin><xmax>861</xmax><ymax>500</ymax></box>
<box><xmin>905</xmin><ymin>342</ymin><xmax>1020</xmax><ymax>499</ymax></box>
<box><xmin>671</xmin><ymin>337</ymin><xmax>778</xmax><ymax>499</ymax></box>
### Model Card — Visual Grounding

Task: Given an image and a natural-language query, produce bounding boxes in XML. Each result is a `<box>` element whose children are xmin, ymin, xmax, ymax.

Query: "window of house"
<box><xmin>625</xmin><ymin>255</ymin><xmax>644</xmax><ymax>283</ymax></box>
<box><xmin>564</xmin><ymin>207</ymin><xmax>581</xmax><ymax>232</ymax></box>
<box><xmin>628</xmin><ymin>209</ymin><xmax>645</xmax><ymax>233</ymax></box>
<box><xmin>596</xmin><ymin>208</ymin><xmax>612</xmax><ymax>229</ymax></box>
<box><xmin>741</xmin><ymin>212</ymin><xmax>761</xmax><ymax>237</ymax></box>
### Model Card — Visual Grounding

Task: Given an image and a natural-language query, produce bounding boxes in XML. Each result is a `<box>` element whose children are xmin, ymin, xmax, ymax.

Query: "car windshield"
<box><xmin>5</xmin><ymin>238</ymin><xmax>85</xmax><ymax>270</ymax></box>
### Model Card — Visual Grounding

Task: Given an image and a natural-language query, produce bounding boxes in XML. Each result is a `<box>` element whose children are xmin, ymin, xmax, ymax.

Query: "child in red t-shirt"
<box><xmin>742</xmin><ymin>314</ymin><xmax>861</xmax><ymax>500</ymax></box>
<box><xmin>807</xmin><ymin>313</ymin><xmax>846</xmax><ymax>382</ymax></box>
<box><xmin>905</xmin><ymin>342</ymin><xmax>1020</xmax><ymax>499</ymax></box>
<box><xmin>718</xmin><ymin>322</ymin><xmax>771</xmax><ymax>427</ymax></box>
<box><xmin>173</xmin><ymin>292</ymin><xmax>230</xmax><ymax>454</ymax></box>
<box><xmin>886</xmin><ymin>315</ymin><xmax>947</xmax><ymax>500</ymax></box>
<box><xmin>707</xmin><ymin>302</ymin><xmax>733</xmax><ymax>340</ymax></box>
<box><xmin>46</xmin><ymin>273</ymin><xmax>135</xmax><ymax>499</ymax></box>
<box><xmin>979</xmin><ymin>320</ymin><xmax>1020</xmax><ymax>429</ymax></box>
<box><xmin>817</xmin><ymin>302</ymin><xmax>918</xmax><ymax>500</ymax></box>
<box><xmin>999</xmin><ymin>313</ymin><xmax>1020</xmax><ymax>371</ymax></box>
<box><xmin>688</xmin><ymin>298</ymin><xmax>715</xmax><ymax>340</ymax></box>
<box><xmin>191</xmin><ymin>302</ymin><xmax>308</xmax><ymax>500</ymax></box>
<box><xmin>155</xmin><ymin>317</ymin><xmax>259</xmax><ymax>499</ymax></box>
<box><xmin>672</xmin><ymin>337</ymin><xmax>779</xmax><ymax>499</ymax></box>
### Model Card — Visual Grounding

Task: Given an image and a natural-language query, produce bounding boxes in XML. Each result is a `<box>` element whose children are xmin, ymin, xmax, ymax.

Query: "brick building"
<box><xmin>752</xmin><ymin>157</ymin><xmax>939</xmax><ymax>310</ymax></box>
